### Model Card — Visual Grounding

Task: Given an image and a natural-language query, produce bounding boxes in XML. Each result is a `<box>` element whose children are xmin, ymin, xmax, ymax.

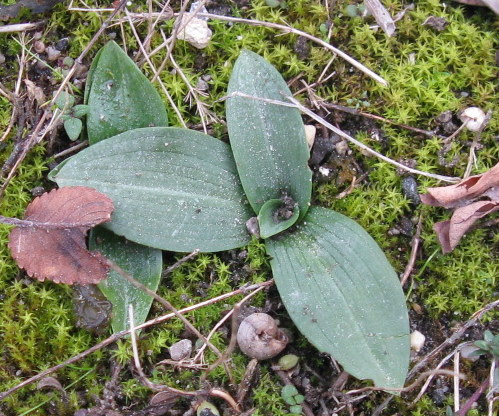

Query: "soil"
<box><xmin>0</xmin><ymin>1</ymin><xmax>497</xmax><ymax>415</ymax></box>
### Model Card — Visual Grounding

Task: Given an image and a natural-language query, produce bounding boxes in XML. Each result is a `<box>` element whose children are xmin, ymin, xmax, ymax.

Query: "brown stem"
<box><xmin>103</xmin><ymin>257</ymin><xmax>224</xmax><ymax>359</ymax></box>
<box><xmin>0</xmin><ymin>280</ymin><xmax>274</xmax><ymax>401</ymax></box>
<box><xmin>456</xmin><ymin>376</ymin><xmax>490</xmax><ymax>416</ymax></box>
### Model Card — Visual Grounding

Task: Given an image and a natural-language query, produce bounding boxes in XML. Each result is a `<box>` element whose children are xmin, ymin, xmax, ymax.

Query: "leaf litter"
<box><xmin>420</xmin><ymin>162</ymin><xmax>499</xmax><ymax>253</ymax></box>
<box><xmin>8</xmin><ymin>186</ymin><xmax>114</xmax><ymax>284</ymax></box>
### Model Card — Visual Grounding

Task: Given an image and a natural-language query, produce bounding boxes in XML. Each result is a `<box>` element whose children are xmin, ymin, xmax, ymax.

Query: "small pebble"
<box><xmin>34</xmin><ymin>40</ymin><xmax>45</xmax><ymax>54</ymax></box>
<box><xmin>169</xmin><ymin>339</ymin><xmax>192</xmax><ymax>361</ymax></box>
<box><xmin>55</xmin><ymin>37</ymin><xmax>69</xmax><ymax>52</ymax></box>
<box><xmin>0</xmin><ymin>53</ymin><xmax>5</xmax><ymax>65</ymax></box>
<box><xmin>401</xmin><ymin>176</ymin><xmax>421</xmax><ymax>206</ymax></box>
<box><xmin>196</xmin><ymin>78</ymin><xmax>209</xmax><ymax>91</ymax></box>
<box><xmin>335</xmin><ymin>139</ymin><xmax>349</xmax><ymax>156</ymax></box>
<box><xmin>410</xmin><ymin>330</ymin><xmax>426</xmax><ymax>352</ymax></box>
<box><xmin>177</xmin><ymin>15</ymin><xmax>213</xmax><ymax>49</ymax></box>
<box><xmin>46</xmin><ymin>46</ymin><xmax>61</xmax><ymax>62</ymax></box>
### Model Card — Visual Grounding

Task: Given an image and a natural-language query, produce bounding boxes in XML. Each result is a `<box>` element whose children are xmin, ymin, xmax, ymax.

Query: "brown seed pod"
<box><xmin>237</xmin><ymin>313</ymin><xmax>288</xmax><ymax>360</ymax></box>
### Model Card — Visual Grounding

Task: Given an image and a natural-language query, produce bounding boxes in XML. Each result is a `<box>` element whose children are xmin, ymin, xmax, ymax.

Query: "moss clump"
<box><xmin>0</xmin><ymin>0</ymin><xmax>497</xmax><ymax>413</ymax></box>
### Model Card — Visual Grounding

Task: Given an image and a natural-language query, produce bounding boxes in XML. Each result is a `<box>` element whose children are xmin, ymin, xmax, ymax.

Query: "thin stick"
<box><xmin>163</xmin><ymin>249</ymin><xmax>200</xmax><ymax>276</ymax></box>
<box><xmin>320</xmin><ymin>101</ymin><xmax>445</xmax><ymax>139</ymax></box>
<box><xmin>0</xmin><ymin>279</ymin><xmax>274</xmax><ymax>401</ymax></box>
<box><xmin>52</xmin><ymin>141</ymin><xmax>89</xmax><ymax>159</ymax></box>
<box><xmin>456</xmin><ymin>377</ymin><xmax>490</xmax><ymax>416</ymax></box>
<box><xmin>123</xmin><ymin>8</ymin><xmax>187</xmax><ymax>128</ymax></box>
<box><xmin>128</xmin><ymin>305</ymin><xmax>195</xmax><ymax>396</ymax></box>
<box><xmin>373</xmin><ymin>300</ymin><xmax>499</xmax><ymax>415</ymax></box>
<box><xmin>224</xmin><ymin>92</ymin><xmax>460</xmax><ymax>183</ymax></box>
<box><xmin>104</xmin><ymin>258</ymin><xmax>223</xmax><ymax>359</ymax></box>
<box><xmin>400</xmin><ymin>213</ymin><xmax>423</xmax><ymax>287</ymax></box>
<box><xmin>200</xmin><ymin>284</ymin><xmax>268</xmax><ymax>381</ymax></box>
<box><xmin>139</xmin><ymin>11</ymin><xmax>387</xmax><ymax>86</ymax></box>
<box><xmin>346</xmin><ymin>369</ymin><xmax>464</xmax><ymax>395</ymax></box>
<box><xmin>0</xmin><ymin>22</ymin><xmax>44</xmax><ymax>33</ymax></box>
<box><xmin>285</xmin><ymin>95</ymin><xmax>460</xmax><ymax>183</ymax></box>
<box><xmin>454</xmin><ymin>352</ymin><xmax>460</xmax><ymax>413</ymax></box>
<box><xmin>0</xmin><ymin>0</ymin><xmax>130</xmax><ymax>195</ymax></box>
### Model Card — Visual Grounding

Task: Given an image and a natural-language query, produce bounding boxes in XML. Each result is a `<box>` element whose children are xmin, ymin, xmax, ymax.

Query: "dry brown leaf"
<box><xmin>8</xmin><ymin>186</ymin><xmax>114</xmax><ymax>284</ymax></box>
<box><xmin>421</xmin><ymin>163</ymin><xmax>499</xmax><ymax>253</ymax></box>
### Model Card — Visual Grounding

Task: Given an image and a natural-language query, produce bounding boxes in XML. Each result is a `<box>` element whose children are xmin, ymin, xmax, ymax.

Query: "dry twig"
<box><xmin>0</xmin><ymin>280</ymin><xmax>274</xmax><ymax>401</ymax></box>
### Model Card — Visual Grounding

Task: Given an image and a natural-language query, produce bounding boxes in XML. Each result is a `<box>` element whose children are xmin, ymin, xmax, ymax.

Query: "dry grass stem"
<box><xmin>105</xmin><ymin>258</ymin><xmax>224</xmax><ymax>361</ymax></box>
<box><xmin>0</xmin><ymin>22</ymin><xmax>44</xmax><ymax>33</ymax></box>
<box><xmin>123</xmin><ymin>8</ymin><xmax>187</xmax><ymax>127</ymax></box>
<box><xmin>400</xmin><ymin>213</ymin><xmax>424</xmax><ymax>287</ymax></box>
<box><xmin>454</xmin><ymin>351</ymin><xmax>461</xmax><ymax>413</ymax></box>
<box><xmin>222</xmin><ymin>92</ymin><xmax>460</xmax><ymax>183</ymax></box>
<box><xmin>0</xmin><ymin>280</ymin><xmax>274</xmax><ymax>401</ymax></box>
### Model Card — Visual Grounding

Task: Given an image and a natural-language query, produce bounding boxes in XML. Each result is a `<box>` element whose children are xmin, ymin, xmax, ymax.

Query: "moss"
<box><xmin>0</xmin><ymin>0</ymin><xmax>497</xmax><ymax>413</ymax></box>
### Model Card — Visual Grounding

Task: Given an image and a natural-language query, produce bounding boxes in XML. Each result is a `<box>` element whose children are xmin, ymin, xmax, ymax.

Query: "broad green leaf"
<box><xmin>86</xmin><ymin>41</ymin><xmax>168</xmax><ymax>144</ymax></box>
<box><xmin>226</xmin><ymin>50</ymin><xmax>312</xmax><ymax>219</ymax></box>
<box><xmin>266</xmin><ymin>207</ymin><xmax>410</xmax><ymax>389</ymax></box>
<box><xmin>257</xmin><ymin>198</ymin><xmax>299</xmax><ymax>239</ymax></box>
<box><xmin>50</xmin><ymin>127</ymin><xmax>253</xmax><ymax>252</ymax></box>
<box><xmin>90</xmin><ymin>227</ymin><xmax>162</xmax><ymax>333</ymax></box>
<box><xmin>64</xmin><ymin>117</ymin><xmax>83</xmax><ymax>141</ymax></box>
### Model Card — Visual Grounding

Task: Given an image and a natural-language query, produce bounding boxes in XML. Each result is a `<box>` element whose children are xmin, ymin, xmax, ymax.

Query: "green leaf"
<box><xmin>266</xmin><ymin>207</ymin><xmax>410</xmax><ymax>389</ymax></box>
<box><xmin>50</xmin><ymin>127</ymin><xmax>253</xmax><ymax>252</ymax></box>
<box><xmin>226</xmin><ymin>50</ymin><xmax>312</xmax><ymax>219</ymax></box>
<box><xmin>72</xmin><ymin>104</ymin><xmax>89</xmax><ymax>118</ymax></box>
<box><xmin>54</xmin><ymin>91</ymin><xmax>75</xmax><ymax>110</ymax></box>
<box><xmin>64</xmin><ymin>117</ymin><xmax>83</xmax><ymax>141</ymax></box>
<box><xmin>85</xmin><ymin>41</ymin><xmax>168</xmax><ymax>144</ymax></box>
<box><xmin>90</xmin><ymin>227</ymin><xmax>162</xmax><ymax>333</ymax></box>
<box><xmin>257</xmin><ymin>198</ymin><xmax>299</xmax><ymax>239</ymax></box>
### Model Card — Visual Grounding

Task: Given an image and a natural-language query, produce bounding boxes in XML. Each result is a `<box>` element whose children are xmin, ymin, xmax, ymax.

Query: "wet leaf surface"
<box><xmin>8</xmin><ymin>186</ymin><xmax>114</xmax><ymax>284</ymax></box>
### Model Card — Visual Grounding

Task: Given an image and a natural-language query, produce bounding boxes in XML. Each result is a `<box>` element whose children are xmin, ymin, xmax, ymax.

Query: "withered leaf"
<box><xmin>421</xmin><ymin>163</ymin><xmax>499</xmax><ymax>253</ymax></box>
<box><xmin>8</xmin><ymin>186</ymin><xmax>114</xmax><ymax>284</ymax></box>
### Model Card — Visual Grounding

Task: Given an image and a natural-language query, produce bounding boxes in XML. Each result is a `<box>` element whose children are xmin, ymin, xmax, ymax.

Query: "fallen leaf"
<box><xmin>421</xmin><ymin>163</ymin><xmax>499</xmax><ymax>253</ymax></box>
<box><xmin>8</xmin><ymin>186</ymin><xmax>114</xmax><ymax>284</ymax></box>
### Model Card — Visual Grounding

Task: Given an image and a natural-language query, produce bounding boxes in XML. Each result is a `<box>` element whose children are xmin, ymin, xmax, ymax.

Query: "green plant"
<box><xmin>470</xmin><ymin>331</ymin><xmax>499</xmax><ymax>360</ymax></box>
<box><xmin>53</xmin><ymin>91</ymin><xmax>88</xmax><ymax>141</ymax></box>
<box><xmin>47</xmin><ymin>44</ymin><xmax>410</xmax><ymax>390</ymax></box>
<box><xmin>281</xmin><ymin>384</ymin><xmax>305</xmax><ymax>415</ymax></box>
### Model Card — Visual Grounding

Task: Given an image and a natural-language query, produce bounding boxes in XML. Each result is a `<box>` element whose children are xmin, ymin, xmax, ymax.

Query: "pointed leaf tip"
<box><xmin>226</xmin><ymin>50</ymin><xmax>312</xmax><ymax>219</ymax></box>
<box><xmin>86</xmin><ymin>41</ymin><xmax>168</xmax><ymax>144</ymax></box>
<box><xmin>266</xmin><ymin>207</ymin><xmax>410</xmax><ymax>389</ymax></box>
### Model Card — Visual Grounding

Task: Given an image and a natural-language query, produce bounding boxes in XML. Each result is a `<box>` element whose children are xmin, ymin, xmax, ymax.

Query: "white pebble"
<box><xmin>177</xmin><ymin>15</ymin><xmax>213</xmax><ymax>49</ymax></box>
<box><xmin>410</xmin><ymin>330</ymin><xmax>426</xmax><ymax>352</ymax></box>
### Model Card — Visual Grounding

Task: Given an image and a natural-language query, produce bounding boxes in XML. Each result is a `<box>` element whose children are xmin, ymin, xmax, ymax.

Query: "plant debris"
<box><xmin>8</xmin><ymin>186</ymin><xmax>114</xmax><ymax>284</ymax></box>
<box><xmin>0</xmin><ymin>0</ymin><xmax>64</xmax><ymax>20</ymax></box>
<box><xmin>420</xmin><ymin>163</ymin><xmax>499</xmax><ymax>253</ymax></box>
